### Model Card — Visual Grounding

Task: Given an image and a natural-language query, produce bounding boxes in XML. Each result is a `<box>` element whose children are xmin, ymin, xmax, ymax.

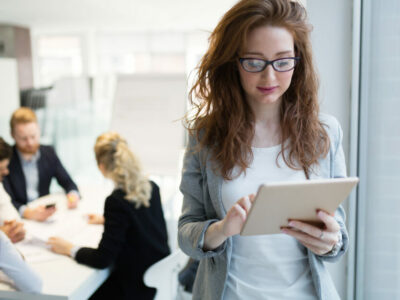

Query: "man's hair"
<box><xmin>10</xmin><ymin>107</ymin><xmax>38</xmax><ymax>133</ymax></box>
<box><xmin>0</xmin><ymin>137</ymin><xmax>12</xmax><ymax>161</ymax></box>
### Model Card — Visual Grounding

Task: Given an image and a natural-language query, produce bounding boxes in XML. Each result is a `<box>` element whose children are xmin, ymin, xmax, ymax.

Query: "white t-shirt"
<box><xmin>0</xmin><ymin>183</ymin><xmax>20</xmax><ymax>225</ymax></box>
<box><xmin>222</xmin><ymin>145</ymin><xmax>317</xmax><ymax>300</ymax></box>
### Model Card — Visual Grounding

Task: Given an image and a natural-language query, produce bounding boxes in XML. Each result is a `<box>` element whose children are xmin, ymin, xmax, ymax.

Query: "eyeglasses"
<box><xmin>239</xmin><ymin>57</ymin><xmax>300</xmax><ymax>73</ymax></box>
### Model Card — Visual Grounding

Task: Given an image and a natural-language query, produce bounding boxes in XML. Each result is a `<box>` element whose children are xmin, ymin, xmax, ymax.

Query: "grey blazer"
<box><xmin>178</xmin><ymin>114</ymin><xmax>348</xmax><ymax>300</ymax></box>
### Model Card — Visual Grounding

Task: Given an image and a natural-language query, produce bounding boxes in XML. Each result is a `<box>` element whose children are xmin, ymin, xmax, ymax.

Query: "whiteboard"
<box><xmin>111</xmin><ymin>74</ymin><xmax>187</xmax><ymax>176</ymax></box>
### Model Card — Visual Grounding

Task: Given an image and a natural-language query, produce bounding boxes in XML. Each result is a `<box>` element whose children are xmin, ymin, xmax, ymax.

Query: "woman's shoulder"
<box><xmin>109</xmin><ymin>188</ymin><xmax>126</xmax><ymax>198</ymax></box>
<box><xmin>149</xmin><ymin>180</ymin><xmax>159</xmax><ymax>191</ymax></box>
<box><xmin>106</xmin><ymin>181</ymin><xmax>159</xmax><ymax>208</ymax></box>
<box><xmin>319</xmin><ymin>113</ymin><xmax>342</xmax><ymax>141</ymax></box>
<box><xmin>149</xmin><ymin>180</ymin><xmax>162</xmax><ymax>204</ymax></box>
<box><xmin>105</xmin><ymin>189</ymin><xmax>126</xmax><ymax>207</ymax></box>
<box><xmin>185</xmin><ymin>131</ymin><xmax>211</xmax><ymax>163</ymax></box>
<box><xmin>319</xmin><ymin>113</ymin><xmax>340</xmax><ymax>129</ymax></box>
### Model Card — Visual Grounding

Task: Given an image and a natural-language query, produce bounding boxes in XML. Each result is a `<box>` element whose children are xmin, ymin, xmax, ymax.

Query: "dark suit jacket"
<box><xmin>76</xmin><ymin>181</ymin><xmax>170</xmax><ymax>300</ymax></box>
<box><xmin>3</xmin><ymin>145</ymin><xmax>79</xmax><ymax>210</ymax></box>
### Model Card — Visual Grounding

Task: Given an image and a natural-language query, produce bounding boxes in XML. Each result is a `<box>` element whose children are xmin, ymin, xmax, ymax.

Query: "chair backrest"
<box><xmin>144</xmin><ymin>249</ymin><xmax>188</xmax><ymax>300</ymax></box>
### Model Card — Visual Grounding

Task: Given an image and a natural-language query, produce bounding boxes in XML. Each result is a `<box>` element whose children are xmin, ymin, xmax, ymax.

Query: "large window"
<box><xmin>356</xmin><ymin>0</ymin><xmax>400</xmax><ymax>299</ymax></box>
<box><xmin>96</xmin><ymin>32</ymin><xmax>187</xmax><ymax>74</ymax></box>
<box><xmin>31</xmin><ymin>30</ymin><xmax>208</xmax><ymax>190</ymax></box>
<box><xmin>36</xmin><ymin>35</ymin><xmax>84</xmax><ymax>86</ymax></box>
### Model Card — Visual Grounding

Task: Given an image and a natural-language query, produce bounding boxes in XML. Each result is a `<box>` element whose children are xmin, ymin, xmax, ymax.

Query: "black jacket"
<box><xmin>76</xmin><ymin>181</ymin><xmax>170</xmax><ymax>300</ymax></box>
<box><xmin>3</xmin><ymin>145</ymin><xmax>79</xmax><ymax>210</ymax></box>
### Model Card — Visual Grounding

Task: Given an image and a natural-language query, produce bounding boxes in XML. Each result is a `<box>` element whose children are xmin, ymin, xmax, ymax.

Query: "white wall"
<box><xmin>307</xmin><ymin>1</ymin><xmax>353</xmax><ymax>299</ymax></box>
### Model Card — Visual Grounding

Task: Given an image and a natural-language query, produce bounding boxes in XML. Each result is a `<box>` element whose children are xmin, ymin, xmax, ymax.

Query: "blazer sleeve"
<box><xmin>2</xmin><ymin>151</ymin><xmax>26</xmax><ymax>210</ymax></box>
<box><xmin>320</xmin><ymin>116</ymin><xmax>349</xmax><ymax>262</ymax></box>
<box><xmin>0</xmin><ymin>232</ymin><xmax>42</xmax><ymax>293</ymax></box>
<box><xmin>178</xmin><ymin>136</ymin><xmax>226</xmax><ymax>260</ymax></box>
<box><xmin>75</xmin><ymin>196</ymin><xmax>129</xmax><ymax>269</ymax></box>
<box><xmin>48</xmin><ymin>146</ymin><xmax>79</xmax><ymax>194</ymax></box>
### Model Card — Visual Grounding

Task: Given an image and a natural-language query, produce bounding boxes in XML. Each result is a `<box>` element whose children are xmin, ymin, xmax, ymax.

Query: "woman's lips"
<box><xmin>257</xmin><ymin>86</ymin><xmax>278</xmax><ymax>94</ymax></box>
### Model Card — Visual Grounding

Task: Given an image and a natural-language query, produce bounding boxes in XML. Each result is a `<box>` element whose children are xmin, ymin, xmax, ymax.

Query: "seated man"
<box><xmin>3</xmin><ymin>108</ymin><xmax>80</xmax><ymax>222</ymax></box>
<box><xmin>0</xmin><ymin>137</ymin><xmax>25</xmax><ymax>243</ymax></box>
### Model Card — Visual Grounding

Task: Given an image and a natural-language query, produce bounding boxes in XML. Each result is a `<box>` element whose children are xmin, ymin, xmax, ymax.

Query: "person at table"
<box><xmin>0</xmin><ymin>231</ymin><xmax>42</xmax><ymax>293</ymax></box>
<box><xmin>3</xmin><ymin>107</ymin><xmax>80</xmax><ymax>222</ymax></box>
<box><xmin>0</xmin><ymin>137</ymin><xmax>25</xmax><ymax>243</ymax></box>
<box><xmin>47</xmin><ymin>132</ymin><xmax>170</xmax><ymax>300</ymax></box>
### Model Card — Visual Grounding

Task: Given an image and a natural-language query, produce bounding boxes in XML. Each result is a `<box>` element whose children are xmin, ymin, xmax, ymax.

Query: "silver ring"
<box><xmin>319</xmin><ymin>230</ymin><xmax>324</xmax><ymax>240</ymax></box>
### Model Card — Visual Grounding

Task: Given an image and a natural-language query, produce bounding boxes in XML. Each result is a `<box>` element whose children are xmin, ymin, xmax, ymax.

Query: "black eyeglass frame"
<box><xmin>239</xmin><ymin>57</ymin><xmax>300</xmax><ymax>73</ymax></box>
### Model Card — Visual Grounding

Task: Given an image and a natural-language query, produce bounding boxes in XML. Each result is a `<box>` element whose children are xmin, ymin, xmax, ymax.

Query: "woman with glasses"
<box><xmin>178</xmin><ymin>0</ymin><xmax>348</xmax><ymax>299</ymax></box>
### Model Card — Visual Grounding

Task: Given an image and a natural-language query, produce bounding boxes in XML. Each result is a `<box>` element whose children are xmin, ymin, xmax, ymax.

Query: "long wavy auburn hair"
<box><xmin>185</xmin><ymin>0</ymin><xmax>330</xmax><ymax>180</ymax></box>
<box><xmin>94</xmin><ymin>132</ymin><xmax>152</xmax><ymax>208</ymax></box>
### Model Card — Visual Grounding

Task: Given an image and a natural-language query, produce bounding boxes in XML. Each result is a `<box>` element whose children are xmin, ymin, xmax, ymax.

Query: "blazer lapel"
<box><xmin>11</xmin><ymin>147</ymin><xmax>28</xmax><ymax>203</ymax></box>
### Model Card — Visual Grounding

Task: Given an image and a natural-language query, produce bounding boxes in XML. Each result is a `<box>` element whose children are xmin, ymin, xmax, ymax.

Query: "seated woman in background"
<box><xmin>47</xmin><ymin>132</ymin><xmax>170</xmax><ymax>300</ymax></box>
<box><xmin>0</xmin><ymin>231</ymin><xmax>42</xmax><ymax>293</ymax></box>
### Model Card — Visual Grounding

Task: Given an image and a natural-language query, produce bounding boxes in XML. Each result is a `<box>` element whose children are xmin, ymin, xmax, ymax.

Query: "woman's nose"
<box><xmin>261</xmin><ymin>64</ymin><xmax>277</xmax><ymax>81</ymax></box>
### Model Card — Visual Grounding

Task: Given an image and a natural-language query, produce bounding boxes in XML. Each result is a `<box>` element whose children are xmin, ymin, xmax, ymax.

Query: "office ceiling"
<box><xmin>0</xmin><ymin>0</ymin><xmax>237</xmax><ymax>31</ymax></box>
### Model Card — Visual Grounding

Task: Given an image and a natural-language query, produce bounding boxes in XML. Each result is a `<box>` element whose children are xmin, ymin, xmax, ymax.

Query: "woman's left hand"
<box><xmin>281</xmin><ymin>210</ymin><xmax>340</xmax><ymax>255</ymax></box>
<box><xmin>47</xmin><ymin>237</ymin><xmax>74</xmax><ymax>257</ymax></box>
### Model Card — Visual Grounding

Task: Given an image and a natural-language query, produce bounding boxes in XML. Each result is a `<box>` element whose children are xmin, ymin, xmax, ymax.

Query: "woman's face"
<box><xmin>238</xmin><ymin>25</ymin><xmax>295</xmax><ymax>109</ymax></box>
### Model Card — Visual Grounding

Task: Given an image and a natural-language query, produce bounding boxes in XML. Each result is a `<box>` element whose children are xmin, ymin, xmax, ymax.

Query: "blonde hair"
<box><xmin>10</xmin><ymin>107</ymin><xmax>38</xmax><ymax>133</ymax></box>
<box><xmin>94</xmin><ymin>132</ymin><xmax>152</xmax><ymax>208</ymax></box>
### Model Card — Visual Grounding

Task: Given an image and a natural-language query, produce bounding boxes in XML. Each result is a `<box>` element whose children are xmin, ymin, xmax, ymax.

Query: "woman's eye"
<box><xmin>246</xmin><ymin>59</ymin><xmax>263</xmax><ymax>68</ymax></box>
<box><xmin>276</xmin><ymin>60</ymin><xmax>289</xmax><ymax>67</ymax></box>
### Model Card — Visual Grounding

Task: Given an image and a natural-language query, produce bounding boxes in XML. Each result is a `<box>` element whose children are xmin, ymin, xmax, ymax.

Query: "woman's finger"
<box><xmin>288</xmin><ymin>220</ymin><xmax>323</xmax><ymax>239</ymax></box>
<box><xmin>282</xmin><ymin>227</ymin><xmax>324</xmax><ymax>247</ymax></box>
<box><xmin>230</xmin><ymin>203</ymin><xmax>247</xmax><ymax>221</ymax></box>
<box><xmin>287</xmin><ymin>221</ymin><xmax>338</xmax><ymax>245</ymax></box>
<box><xmin>249</xmin><ymin>194</ymin><xmax>256</xmax><ymax>203</ymax></box>
<box><xmin>317</xmin><ymin>210</ymin><xmax>340</xmax><ymax>232</ymax></box>
<box><xmin>237</xmin><ymin>196</ymin><xmax>252</xmax><ymax>214</ymax></box>
<box><xmin>282</xmin><ymin>228</ymin><xmax>332</xmax><ymax>254</ymax></box>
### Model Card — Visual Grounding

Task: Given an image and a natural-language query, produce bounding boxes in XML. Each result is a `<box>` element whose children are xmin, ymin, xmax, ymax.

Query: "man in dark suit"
<box><xmin>0</xmin><ymin>137</ymin><xmax>26</xmax><ymax>242</ymax></box>
<box><xmin>3</xmin><ymin>108</ymin><xmax>80</xmax><ymax>222</ymax></box>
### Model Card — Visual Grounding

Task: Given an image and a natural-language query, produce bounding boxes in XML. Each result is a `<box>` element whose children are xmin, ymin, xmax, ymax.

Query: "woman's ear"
<box><xmin>98</xmin><ymin>163</ymin><xmax>107</xmax><ymax>177</ymax></box>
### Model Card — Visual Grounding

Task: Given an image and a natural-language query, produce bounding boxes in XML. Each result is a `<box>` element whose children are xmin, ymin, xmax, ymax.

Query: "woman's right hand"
<box><xmin>221</xmin><ymin>194</ymin><xmax>255</xmax><ymax>237</ymax></box>
<box><xmin>87</xmin><ymin>214</ymin><xmax>105</xmax><ymax>225</ymax></box>
<box><xmin>203</xmin><ymin>194</ymin><xmax>254</xmax><ymax>251</ymax></box>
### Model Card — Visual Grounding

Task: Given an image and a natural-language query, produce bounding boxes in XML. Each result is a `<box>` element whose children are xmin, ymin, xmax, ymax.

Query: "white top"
<box><xmin>0</xmin><ymin>231</ymin><xmax>42</xmax><ymax>293</ymax></box>
<box><xmin>0</xmin><ymin>183</ymin><xmax>20</xmax><ymax>225</ymax></box>
<box><xmin>222</xmin><ymin>145</ymin><xmax>317</xmax><ymax>299</ymax></box>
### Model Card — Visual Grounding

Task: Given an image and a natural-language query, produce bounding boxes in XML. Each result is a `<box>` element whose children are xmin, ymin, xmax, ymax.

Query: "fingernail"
<box><xmin>281</xmin><ymin>229</ymin><xmax>288</xmax><ymax>234</ymax></box>
<box><xmin>318</xmin><ymin>211</ymin><xmax>325</xmax><ymax>217</ymax></box>
<box><xmin>289</xmin><ymin>221</ymin><xmax>295</xmax><ymax>227</ymax></box>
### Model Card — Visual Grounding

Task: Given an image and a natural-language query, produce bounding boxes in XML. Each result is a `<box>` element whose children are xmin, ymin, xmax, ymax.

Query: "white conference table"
<box><xmin>0</xmin><ymin>185</ymin><xmax>113</xmax><ymax>300</ymax></box>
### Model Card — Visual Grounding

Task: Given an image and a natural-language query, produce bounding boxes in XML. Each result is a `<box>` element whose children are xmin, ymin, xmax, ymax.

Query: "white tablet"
<box><xmin>240</xmin><ymin>177</ymin><xmax>359</xmax><ymax>236</ymax></box>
